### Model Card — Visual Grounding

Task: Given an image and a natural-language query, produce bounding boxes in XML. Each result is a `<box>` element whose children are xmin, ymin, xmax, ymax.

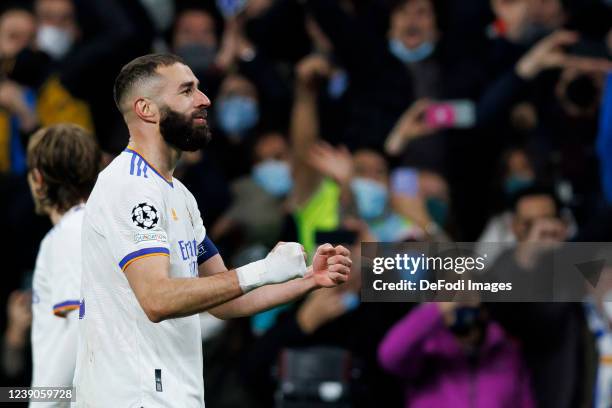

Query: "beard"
<box><xmin>159</xmin><ymin>106</ymin><xmax>211</xmax><ymax>152</ymax></box>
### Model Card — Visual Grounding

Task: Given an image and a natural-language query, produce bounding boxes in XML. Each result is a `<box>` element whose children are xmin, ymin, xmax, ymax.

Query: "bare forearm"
<box><xmin>148</xmin><ymin>270</ymin><xmax>243</xmax><ymax>322</ymax></box>
<box><xmin>291</xmin><ymin>87</ymin><xmax>319</xmax><ymax>155</ymax></box>
<box><xmin>209</xmin><ymin>273</ymin><xmax>318</xmax><ymax>319</ymax></box>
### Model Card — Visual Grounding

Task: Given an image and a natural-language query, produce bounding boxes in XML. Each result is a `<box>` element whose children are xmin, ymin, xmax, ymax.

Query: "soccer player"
<box><xmin>74</xmin><ymin>54</ymin><xmax>352</xmax><ymax>407</ymax></box>
<box><xmin>27</xmin><ymin>124</ymin><xmax>100</xmax><ymax>407</ymax></box>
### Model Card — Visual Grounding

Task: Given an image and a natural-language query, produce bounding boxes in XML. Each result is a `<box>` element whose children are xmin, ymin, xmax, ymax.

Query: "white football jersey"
<box><xmin>30</xmin><ymin>204</ymin><xmax>84</xmax><ymax>408</ymax></box>
<box><xmin>74</xmin><ymin>147</ymin><xmax>208</xmax><ymax>407</ymax></box>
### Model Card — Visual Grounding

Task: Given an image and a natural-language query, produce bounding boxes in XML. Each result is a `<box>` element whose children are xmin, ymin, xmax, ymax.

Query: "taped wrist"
<box><xmin>235</xmin><ymin>243</ymin><xmax>307</xmax><ymax>292</ymax></box>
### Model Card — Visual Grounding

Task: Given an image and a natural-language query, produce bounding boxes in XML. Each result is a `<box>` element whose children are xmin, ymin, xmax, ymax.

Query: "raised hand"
<box><xmin>307</xmin><ymin>142</ymin><xmax>353</xmax><ymax>185</ymax></box>
<box><xmin>517</xmin><ymin>30</ymin><xmax>612</xmax><ymax>80</ymax></box>
<box><xmin>295</xmin><ymin>54</ymin><xmax>332</xmax><ymax>90</ymax></box>
<box><xmin>385</xmin><ymin>99</ymin><xmax>435</xmax><ymax>156</ymax></box>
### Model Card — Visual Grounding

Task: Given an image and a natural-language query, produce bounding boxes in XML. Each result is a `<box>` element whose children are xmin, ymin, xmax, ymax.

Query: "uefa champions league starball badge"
<box><xmin>131</xmin><ymin>202</ymin><xmax>159</xmax><ymax>230</ymax></box>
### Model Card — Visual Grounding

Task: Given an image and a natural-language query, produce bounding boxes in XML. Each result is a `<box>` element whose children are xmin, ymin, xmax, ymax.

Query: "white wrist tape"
<box><xmin>236</xmin><ymin>242</ymin><xmax>307</xmax><ymax>292</ymax></box>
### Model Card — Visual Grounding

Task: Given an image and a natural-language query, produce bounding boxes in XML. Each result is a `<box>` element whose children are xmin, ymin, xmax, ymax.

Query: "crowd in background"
<box><xmin>0</xmin><ymin>0</ymin><xmax>612</xmax><ymax>407</ymax></box>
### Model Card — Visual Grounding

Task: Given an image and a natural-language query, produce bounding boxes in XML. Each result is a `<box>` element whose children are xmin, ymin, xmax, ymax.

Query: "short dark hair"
<box><xmin>113</xmin><ymin>53</ymin><xmax>184</xmax><ymax>112</ymax></box>
<box><xmin>27</xmin><ymin>124</ymin><xmax>100</xmax><ymax>213</ymax></box>
<box><xmin>511</xmin><ymin>184</ymin><xmax>562</xmax><ymax>217</ymax></box>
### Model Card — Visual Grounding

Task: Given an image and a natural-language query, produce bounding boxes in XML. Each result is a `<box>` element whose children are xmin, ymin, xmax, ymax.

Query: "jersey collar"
<box><xmin>123</xmin><ymin>147</ymin><xmax>174</xmax><ymax>187</ymax></box>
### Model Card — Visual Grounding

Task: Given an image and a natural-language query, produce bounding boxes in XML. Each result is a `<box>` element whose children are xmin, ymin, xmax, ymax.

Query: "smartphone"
<box><xmin>315</xmin><ymin>229</ymin><xmax>358</xmax><ymax>246</ymax></box>
<box><xmin>391</xmin><ymin>167</ymin><xmax>419</xmax><ymax>197</ymax></box>
<box><xmin>425</xmin><ymin>100</ymin><xmax>476</xmax><ymax>129</ymax></box>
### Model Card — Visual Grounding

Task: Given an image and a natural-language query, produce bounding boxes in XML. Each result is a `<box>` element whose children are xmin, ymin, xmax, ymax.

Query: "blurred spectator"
<box><xmin>0</xmin><ymin>0</ymin><xmax>610</xmax><ymax>404</ymax></box>
<box><xmin>206</xmin><ymin>72</ymin><xmax>261</xmax><ymax>180</ymax></box>
<box><xmin>487</xmin><ymin>185</ymin><xmax>593</xmax><ymax>408</ymax></box>
<box><xmin>0</xmin><ymin>7</ymin><xmax>36</xmax><ymax>65</ymax></box>
<box><xmin>173</xmin><ymin>148</ymin><xmax>232</xmax><ymax>242</ymax></box>
<box><xmin>0</xmin><ymin>6</ymin><xmax>38</xmax><ymax>175</ymax></box>
<box><xmin>201</xmin><ymin>317</ymin><xmax>256</xmax><ymax>408</ymax></box>
<box><xmin>211</xmin><ymin>131</ymin><xmax>291</xmax><ymax>252</ymax></box>
<box><xmin>171</xmin><ymin>6</ymin><xmax>223</xmax><ymax>98</ymax></box>
<box><xmin>306</xmin><ymin>0</ymin><xmax>485</xmax><ymax>161</ymax></box>
<box><xmin>476</xmin><ymin>147</ymin><xmax>537</xmax><ymax>262</ymax></box>
<box><xmin>35</xmin><ymin>0</ymin><xmax>79</xmax><ymax>61</ymax></box>
<box><xmin>283</xmin><ymin>54</ymin><xmax>343</xmax><ymax>255</ymax></box>
<box><xmin>31</xmin><ymin>0</ymin><xmax>155</xmax><ymax>152</ymax></box>
<box><xmin>379</xmin><ymin>301</ymin><xmax>535</xmax><ymax>408</ymax></box>
<box><xmin>243</xmin><ymin>237</ymin><xmax>409</xmax><ymax>407</ymax></box>
<box><xmin>390</xmin><ymin>167</ymin><xmax>453</xmax><ymax>240</ymax></box>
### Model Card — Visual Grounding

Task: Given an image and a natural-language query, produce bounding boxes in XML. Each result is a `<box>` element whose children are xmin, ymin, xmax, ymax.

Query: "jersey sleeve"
<box><xmin>183</xmin><ymin>186</ymin><xmax>206</xmax><ymax>244</ymax></box>
<box><xmin>104</xmin><ymin>180</ymin><xmax>171</xmax><ymax>271</ymax></box>
<box><xmin>181</xmin><ymin>185</ymin><xmax>218</xmax><ymax>264</ymax></box>
<box><xmin>49</xmin><ymin>231</ymin><xmax>82</xmax><ymax>317</ymax></box>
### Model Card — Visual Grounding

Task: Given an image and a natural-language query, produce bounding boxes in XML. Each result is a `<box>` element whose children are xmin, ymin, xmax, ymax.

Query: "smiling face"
<box><xmin>115</xmin><ymin>54</ymin><xmax>215</xmax><ymax>151</ymax></box>
<box><xmin>389</xmin><ymin>0</ymin><xmax>438</xmax><ymax>50</ymax></box>
<box><xmin>154</xmin><ymin>63</ymin><xmax>212</xmax><ymax>151</ymax></box>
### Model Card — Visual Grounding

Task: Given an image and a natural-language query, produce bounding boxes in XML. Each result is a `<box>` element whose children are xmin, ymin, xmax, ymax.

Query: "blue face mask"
<box><xmin>351</xmin><ymin>178</ymin><xmax>388</xmax><ymax>220</ymax></box>
<box><xmin>504</xmin><ymin>175</ymin><xmax>534</xmax><ymax>196</ymax></box>
<box><xmin>252</xmin><ymin>160</ymin><xmax>293</xmax><ymax>197</ymax></box>
<box><xmin>388</xmin><ymin>39</ymin><xmax>435</xmax><ymax>64</ymax></box>
<box><xmin>426</xmin><ymin>197</ymin><xmax>449</xmax><ymax>227</ymax></box>
<box><xmin>216</xmin><ymin>96</ymin><xmax>259</xmax><ymax>136</ymax></box>
<box><xmin>369</xmin><ymin>213</ymin><xmax>411</xmax><ymax>242</ymax></box>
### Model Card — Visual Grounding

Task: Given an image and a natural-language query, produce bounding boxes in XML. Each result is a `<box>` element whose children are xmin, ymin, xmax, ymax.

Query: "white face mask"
<box><xmin>37</xmin><ymin>25</ymin><xmax>73</xmax><ymax>60</ymax></box>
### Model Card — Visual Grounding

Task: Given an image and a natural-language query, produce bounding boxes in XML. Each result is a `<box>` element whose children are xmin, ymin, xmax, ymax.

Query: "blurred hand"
<box><xmin>215</xmin><ymin>18</ymin><xmax>240</xmax><ymax>71</ymax></box>
<box><xmin>516</xmin><ymin>217</ymin><xmax>567</xmax><ymax>268</ymax></box>
<box><xmin>0</xmin><ymin>80</ymin><xmax>37</xmax><ymax>131</ymax></box>
<box><xmin>391</xmin><ymin>193</ymin><xmax>432</xmax><ymax>230</ymax></box>
<box><xmin>516</xmin><ymin>30</ymin><xmax>612</xmax><ymax>80</ymax></box>
<box><xmin>306</xmin><ymin>243</ymin><xmax>352</xmax><ymax>288</ymax></box>
<box><xmin>524</xmin><ymin>217</ymin><xmax>567</xmax><ymax>244</ymax></box>
<box><xmin>5</xmin><ymin>290</ymin><xmax>32</xmax><ymax>348</ymax></box>
<box><xmin>297</xmin><ymin>288</ymin><xmax>348</xmax><ymax>334</ymax></box>
<box><xmin>295</xmin><ymin>54</ymin><xmax>332</xmax><ymax>90</ymax></box>
<box><xmin>385</xmin><ymin>99</ymin><xmax>435</xmax><ymax>156</ymax></box>
<box><xmin>307</xmin><ymin>142</ymin><xmax>353</xmax><ymax>185</ymax></box>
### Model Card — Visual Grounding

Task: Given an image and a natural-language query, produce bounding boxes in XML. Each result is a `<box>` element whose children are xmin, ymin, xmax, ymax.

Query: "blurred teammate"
<box><xmin>74</xmin><ymin>54</ymin><xmax>352</xmax><ymax>407</ymax></box>
<box><xmin>27</xmin><ymin>124</ymin><xmax>100</xmax><ymax>407</ymax></box>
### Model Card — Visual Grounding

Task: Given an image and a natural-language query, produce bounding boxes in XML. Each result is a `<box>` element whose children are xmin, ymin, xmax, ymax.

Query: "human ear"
<box><xmin>134</xmin><ymin>98</ymin><xmax>159</xmax><ymax>124</ymax></box>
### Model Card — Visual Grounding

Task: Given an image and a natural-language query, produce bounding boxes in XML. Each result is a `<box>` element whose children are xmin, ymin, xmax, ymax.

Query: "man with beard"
<box><xmin>73</xmin><ymin>53</ymin><xmax>352</xmax><ymax>407</ymax></box>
